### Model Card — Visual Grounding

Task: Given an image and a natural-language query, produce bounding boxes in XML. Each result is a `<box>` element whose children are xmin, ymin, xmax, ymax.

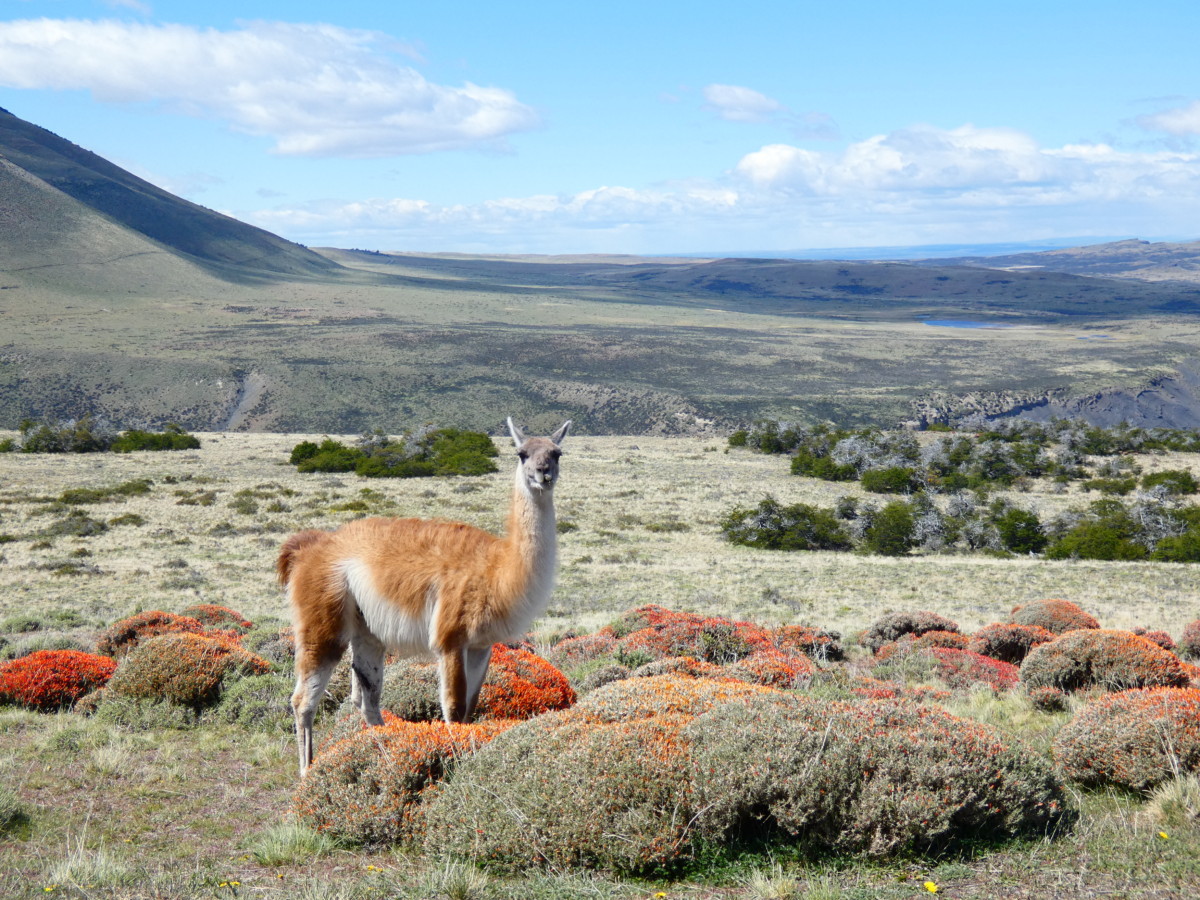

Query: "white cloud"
<box><xmin>0</xmin><ymin>18</ymin><xmax>539</xmax><ymax>157</ymax></box>
<box><xmin>248</xmin><ymin>123</ymin><xmax>1200</xmax><ymax>252</ymax></box>
<box><xmin>1138</xmin><ymin>100</ymin><xmax>1200</xmax><ymax>136</ymax></box>
<box><xmin>702</xmin><ymin>83</ymin><xmax>785</xmax><ymax>123</ymax></box>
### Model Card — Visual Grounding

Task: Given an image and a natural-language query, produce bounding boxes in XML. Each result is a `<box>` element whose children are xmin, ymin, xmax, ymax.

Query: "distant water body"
<box><xmin>921</xmin><ymin>319</ymin><xmax>1013</xmax><ymax>329</ymax></box>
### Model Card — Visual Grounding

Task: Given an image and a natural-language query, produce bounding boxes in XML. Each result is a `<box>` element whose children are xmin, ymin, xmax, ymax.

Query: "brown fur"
<box><xmin>281</xmin><ymin>418</ymin><xmax>569</xmax><ymax>776</ymax></box>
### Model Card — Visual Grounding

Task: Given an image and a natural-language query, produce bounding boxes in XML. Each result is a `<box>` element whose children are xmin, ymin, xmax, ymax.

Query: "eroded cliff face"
<box><xmin>912</xmin><ymin>363</ymin><xmax>1200</xmax><ymax>429</ymax></box>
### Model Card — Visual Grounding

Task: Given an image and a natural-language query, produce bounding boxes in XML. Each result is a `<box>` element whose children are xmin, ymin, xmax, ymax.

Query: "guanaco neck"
<box><xmin>502</xmin><ymin>464</ymin><xmax>558</xmax><ymax>601</ymax></box>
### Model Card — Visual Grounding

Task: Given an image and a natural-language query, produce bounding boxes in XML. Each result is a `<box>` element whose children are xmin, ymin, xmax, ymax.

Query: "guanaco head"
<box><xmin>507</xmin><ymin>417</ymin><xmax>571</xmax><ymax>494</ymax></box>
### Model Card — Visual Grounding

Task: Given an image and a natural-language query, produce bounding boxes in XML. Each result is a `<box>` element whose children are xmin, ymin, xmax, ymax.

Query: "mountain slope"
<box><xmin>0</xmin><ymin>106</ymin><xmax>341</xmax><ymax>281</ymax></box>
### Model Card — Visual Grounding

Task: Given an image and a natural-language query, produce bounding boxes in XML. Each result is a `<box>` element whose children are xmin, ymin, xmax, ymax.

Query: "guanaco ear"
<box><xmin>550</xmin><ymin>420</ymin><xmax>572</xmax><ymax>446</ymax></box>
<box><xmin>507</xmin><ymin>417</ymin><xmax>527</xmax><ymax>448</ymax></box>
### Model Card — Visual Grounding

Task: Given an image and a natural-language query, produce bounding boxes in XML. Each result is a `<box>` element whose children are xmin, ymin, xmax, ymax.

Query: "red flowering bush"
<box><xmin>723</xmin><ymin>648</ymin><xmax>815</xmax><ymax>689</ymax></box>
<box><xmin>772</xmin><ymin>624</ymin><xmax>844</xmax><ymax>662</ymax></box>
<box><xmin>849</xmin><ymin>676</ymin><xmax>951</xmax><ymax>703</ymax></box>
<box><xmin>95</xmin><ymin>610</ymin><xmax>207</xmax><ymax>657</ymax></box>
<box><xmin>1020</xmin><ymin>629</ymin><xmax>1191</xmax><ymax>693</ymax></box>
<box><xmin>874</xmin><ymin>630</ymin><xmax>971</xmax><ymax>662</ymax></box>
<box><xmin>1129</xmin><ymin>627</ymin><xmax>1176</xmax><ymax>652</ymax></box>
<box><xmin>969</xmin><ymin>623</ymin><xmax>1057</xmax><ymax>664</ymax></box>
<box><xmin>477</xmin><ymin>645</ymin><xmax>576</xmax><ymax>719</ymax></box>
<box><xmin>0</xmin><ymin>650</ymin><xmax>117</xmax><ymax>711</ymax></box>
<box><xmin>861</xmin><ymin>611</ymin><xmax>959</xmax><ymax>654</ymax></box>
<box><xmin>180</xmin><ymin>604</ymin><xmax>253</xmax><ymax>634</ymax></box>
<box><xmin>1009</xmin><ymin>599</ymin><xmax>1100</xmax><ymax>635</ymax></box>
<box><xmin>926</xmin><ymin>648</ymin><xmax>1019</xmax><ymax>692</ymax></box>
<box><xmin>350</xmin><ymin>646</ymin><xmax>573</xmax><ymax>723</ymax></box>
<box><xmin>619</xmin><ymin>616</ymin><xmax>774</xmax><ymax>665</ymax></box>
<box><xmin>1181</xmin><ymin>620</ymin><xmax>1200</xmax><ymax>660</ymax></box>
<box><xmin>296</xmin><ymin>719</ymin><xmax>512</xmax><ymax>844</ymax></box>
<box><xmin>106</xmin><ymin>633</ymin><xmax>271</xmax><ymax>710</ymax></box>
<box><xmin>1054</xmin><ymin>688</ymin><xmax>1200</xmax><ymax>791</ymax></box>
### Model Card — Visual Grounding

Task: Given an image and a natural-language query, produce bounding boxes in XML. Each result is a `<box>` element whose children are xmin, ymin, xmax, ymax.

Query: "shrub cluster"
<box><xmin>106</xmin><ymin>633</ymin><xmax>271</xmax><ymax>711</ymax></box>
<box><xmin>1054</xmin><ymin>687</ymin><xmax>1200</xmax><ymax>791</ymax></box>
<box><xmin>0</xmin><ymin>650</ymin><xmax>117</xmax><ymax>710</ymax></box>
<box><xmin>861</xmin><ymin>610</ymin><xmax>959</xmax><ymax>655</ymax></box>
<box><xmin>3</xmin><ymin>416</ymin><xmax>200</xmax><ymax>454</ymax></box>
<box><xmin>95</xmin><ymin>610</ymin><xmax>209</xmax><ymax>657</ymax></box>
<box><xmin>926</xmin><ymin>648</ymin><xmax>1020</xmax><ymax>692</ymax></box>
<box><xmin>295</xmin><ymin>719</ymin><xmax>513</xmax><ymax>845</ymax></box>
<box><xmin>423</xmin><ymin>679</ymin><xmax>1071</xmax><ymax>872</ymax></box>
<box><xmin>1009</xmin><ymin>599</ymin><xmax>1100</xmax><ymax>635</ymax></box>
<box><xmin>1179</xmin><ymin>620</ymin><xmax>1200</xmax><ymax>660</ymax></box>
<box><xmin>969</xmin><ymin>623</ymin><xmax>1057</xmax><ymax>663</ymax></box>
<box><xmin>1020</xmin><ymin>630</ymin><xmax>1191</xmax><ymax>693</ymax></box>
<box><xmin>289</xmin><ymin>426</ymin><xmax>498</xmax><ymax>478</ymax></box>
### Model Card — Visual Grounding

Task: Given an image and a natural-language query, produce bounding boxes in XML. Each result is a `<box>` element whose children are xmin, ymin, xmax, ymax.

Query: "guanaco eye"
<box><xmin>518</xmin><ymin>451</ymin><xmax>528</xmax><ymax>461</ymax></box>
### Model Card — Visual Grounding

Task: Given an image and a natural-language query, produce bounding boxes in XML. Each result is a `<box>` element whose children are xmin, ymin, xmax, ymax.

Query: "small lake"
<box><xmin>921</xmin><ymin>319</ymin><xmax>1013</xmax><ymax>329</ymax></box>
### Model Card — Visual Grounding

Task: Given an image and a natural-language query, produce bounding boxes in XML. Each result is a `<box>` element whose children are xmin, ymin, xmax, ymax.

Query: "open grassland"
<box><xmin>6</xmin><ymin>249</ymin><xmax>1200</xmax><ymax>434</ymax></box>
<box><xmin>0</xmin><ymin>433</ymin><xmax>1198</xmax><ymax>898</ymax></box>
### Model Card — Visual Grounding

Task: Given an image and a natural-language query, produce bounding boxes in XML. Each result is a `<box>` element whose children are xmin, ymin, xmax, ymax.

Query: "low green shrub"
<box><xmin>720</xmin><ymin>497</ymin><xmax>851</xmax><ymax>551</ymax></box>
<box><xmin>291</xmin><ymin>427</ymin><xmax>499</xmax><ymax>478</ymax></box>
<box><xmin>106</xmin><ymin>633</ymin><xmax>271</xmax><ymax>711</ymax></box>
<box><xmin>1142</xmin><ymin>469</ymin><xmax>1200</xmax><ymax>495</ymax></box>
<box><xmin>860</xmin><ymin>466</ymin><xmax>919</xmax><ymax>494</ymax></box>
<box><xmin>1020</xmin><ymin>629</ymin><xmax>1191</xmax><ymax>693</ymax></box>
<box><xmin>110</xmin><ymin>424</ymin><xmax>200</xmax><ymax>452</ymax></box>
<box><xmin>210</xmin><ymin>672</ymin><xmax>294</xmax><ymax>731</ymax></box>
<box><xmin>295</xmin><ymin>719</ymin><xmax>512</xmax><ymax>845</ymax></box>
<box><xmin>1054</xmin><ymin>687</ymin><xmax>1200</xmax><ymax>791</ymax></box>
<box><xmin>861</xmin><ymin>500</ymin><xmax>917</xmax><ymax>555</ymax></box>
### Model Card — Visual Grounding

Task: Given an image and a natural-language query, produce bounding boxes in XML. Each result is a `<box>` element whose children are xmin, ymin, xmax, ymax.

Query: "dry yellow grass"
<box><xmin>0</xmin><ymin>432</ymin><xmax>1197</xmax><ymax>643</ymax></box>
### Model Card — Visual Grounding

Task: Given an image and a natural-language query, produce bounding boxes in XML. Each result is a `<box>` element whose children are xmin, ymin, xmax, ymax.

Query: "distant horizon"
<box><xmin>3</xmin><ymin>2</ymin><xmax>1199</xmax><ymax>255</ymax></box>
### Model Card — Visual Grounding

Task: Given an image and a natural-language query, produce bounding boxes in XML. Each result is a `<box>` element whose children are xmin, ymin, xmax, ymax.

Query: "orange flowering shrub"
<box><xmin>296</xmin><ymin>719</ymin><xmax>512</xmax><ymax>845</ymax></box>
<box><xmin>849</xmin><ymin>676</ymin><xmax>950</xmax><ymax>703</ymax></box>
<box><xmin>1053</xmin><ymin>687</ymin><xmax>1200</xmax><ymax>790</ymax></box>
<box><xmin>771</xmin><ymin>624</ymin><xmax>844</xmax><ymax>662</ymax></box>
<box><xmin>861</xmin><ymin>611</ymin><xmax>959</xmax><ymax>654</ymax></box>
<box><xmin>874</xmin><ymin>630</ymin><xmax>971</xmax><ymax>662</ymax></box>
<box><xmin>619</xmin><ymin>616</ymin><xmax>775</xmax><ymax>665</ymax></box>
<box><xmin>1130</xmin><ymin>627</ymin><xmax>1176</xmax><ymax>652</ymax></box>
<box><xmin>106</xmin><ymin>632</ymin><xmax>271</xmax><ymax>710</ymax></box>
<box><xmin>723</xmin><ymin>648</ymin><xmax>815</xmax><ymax>689</ymax></box>
<box><xmin>1020</xmin><ymin>629</ymin><xmax>1191</xmax><ymax>693</ymax></box>
<box><xmin>477</xmin><ymin>645</ymin><xmax>576</xmax><ymax>719</ymax></box>
<box><xmin>1181</xmin><ymin>620</ymin><xmax>1200</xmax><ymax>660</ymax></box>
<box><xmin>570</xmin><ymin>673</ymin><xmax>782</xmax><ymax>724</ymax></box>
<box><xmin>926</xmin><ymin>648</ymin><xmax>1019</xmax><ymax>692</ymax></box>
<box><xmin>180</xmin><ymin>604</ymin><xmax>253</xmax><ymax>633</ymax></box>
<box><xmin>95</xmin><ymin>610</ymin><xmax>207</xmax><ymax>657</ymax></box>
<box><xmin>1009</xmin><ymin>599</ymin><xmax>1100</xmax><ymax>635</ymax></box>
<box><xmin>352</xmin><ymin>646</ymin><xmax>573</xmax><ymax>723</ymax></box>
<box><xmin>0</xmin><ymin>650</ymin><xmax>117</xmax><ymax>711</ymax></box>
<box><xmin>969</xmin><ymin>623</ymin><xmax>1057</xmax><ymax>664</ymax></box>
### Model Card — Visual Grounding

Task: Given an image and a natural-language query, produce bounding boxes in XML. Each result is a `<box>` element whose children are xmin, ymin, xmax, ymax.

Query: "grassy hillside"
<box><xmin>0</xmin><ymin>106</ymin><xmax>342</xmax><ymax>281</ymax></box>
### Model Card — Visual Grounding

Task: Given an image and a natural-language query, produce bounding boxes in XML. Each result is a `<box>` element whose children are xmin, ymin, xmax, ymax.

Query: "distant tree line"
<box><xmin>0</xmin><ymin>416</ymin><xmax>200</xmax><ymax>454</ymax></box>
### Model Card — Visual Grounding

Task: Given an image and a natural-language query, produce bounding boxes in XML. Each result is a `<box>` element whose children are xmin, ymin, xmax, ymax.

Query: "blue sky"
<box><xmin>2</xmin><ymin>0</ymin><xmax>1199</xmax><ymax>254</ymax></box>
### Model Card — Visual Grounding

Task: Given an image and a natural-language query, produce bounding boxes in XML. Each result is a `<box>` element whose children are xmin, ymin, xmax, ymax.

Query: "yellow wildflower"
<box><xmin>924</xmin><ymin>882</ymin><xmax>939</xmax><ymax>893</ymax></box>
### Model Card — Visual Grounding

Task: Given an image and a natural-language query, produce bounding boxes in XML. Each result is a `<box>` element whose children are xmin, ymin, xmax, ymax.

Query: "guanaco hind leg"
<box><xmin>291</xmin><ymin>650</ymin><xmax>343</xmax><ymax>777</ymax></box>
<box><xmin>349</xmin><ymin>631</ymin><xmax>386</xmax><ymax>727</ymax></box>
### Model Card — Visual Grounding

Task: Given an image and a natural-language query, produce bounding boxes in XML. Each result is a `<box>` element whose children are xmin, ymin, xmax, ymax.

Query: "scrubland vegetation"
<box><xmin>0</xmin><ymin>429</ymin><xmax>1198</xmax><ymax>898</ymax></box>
